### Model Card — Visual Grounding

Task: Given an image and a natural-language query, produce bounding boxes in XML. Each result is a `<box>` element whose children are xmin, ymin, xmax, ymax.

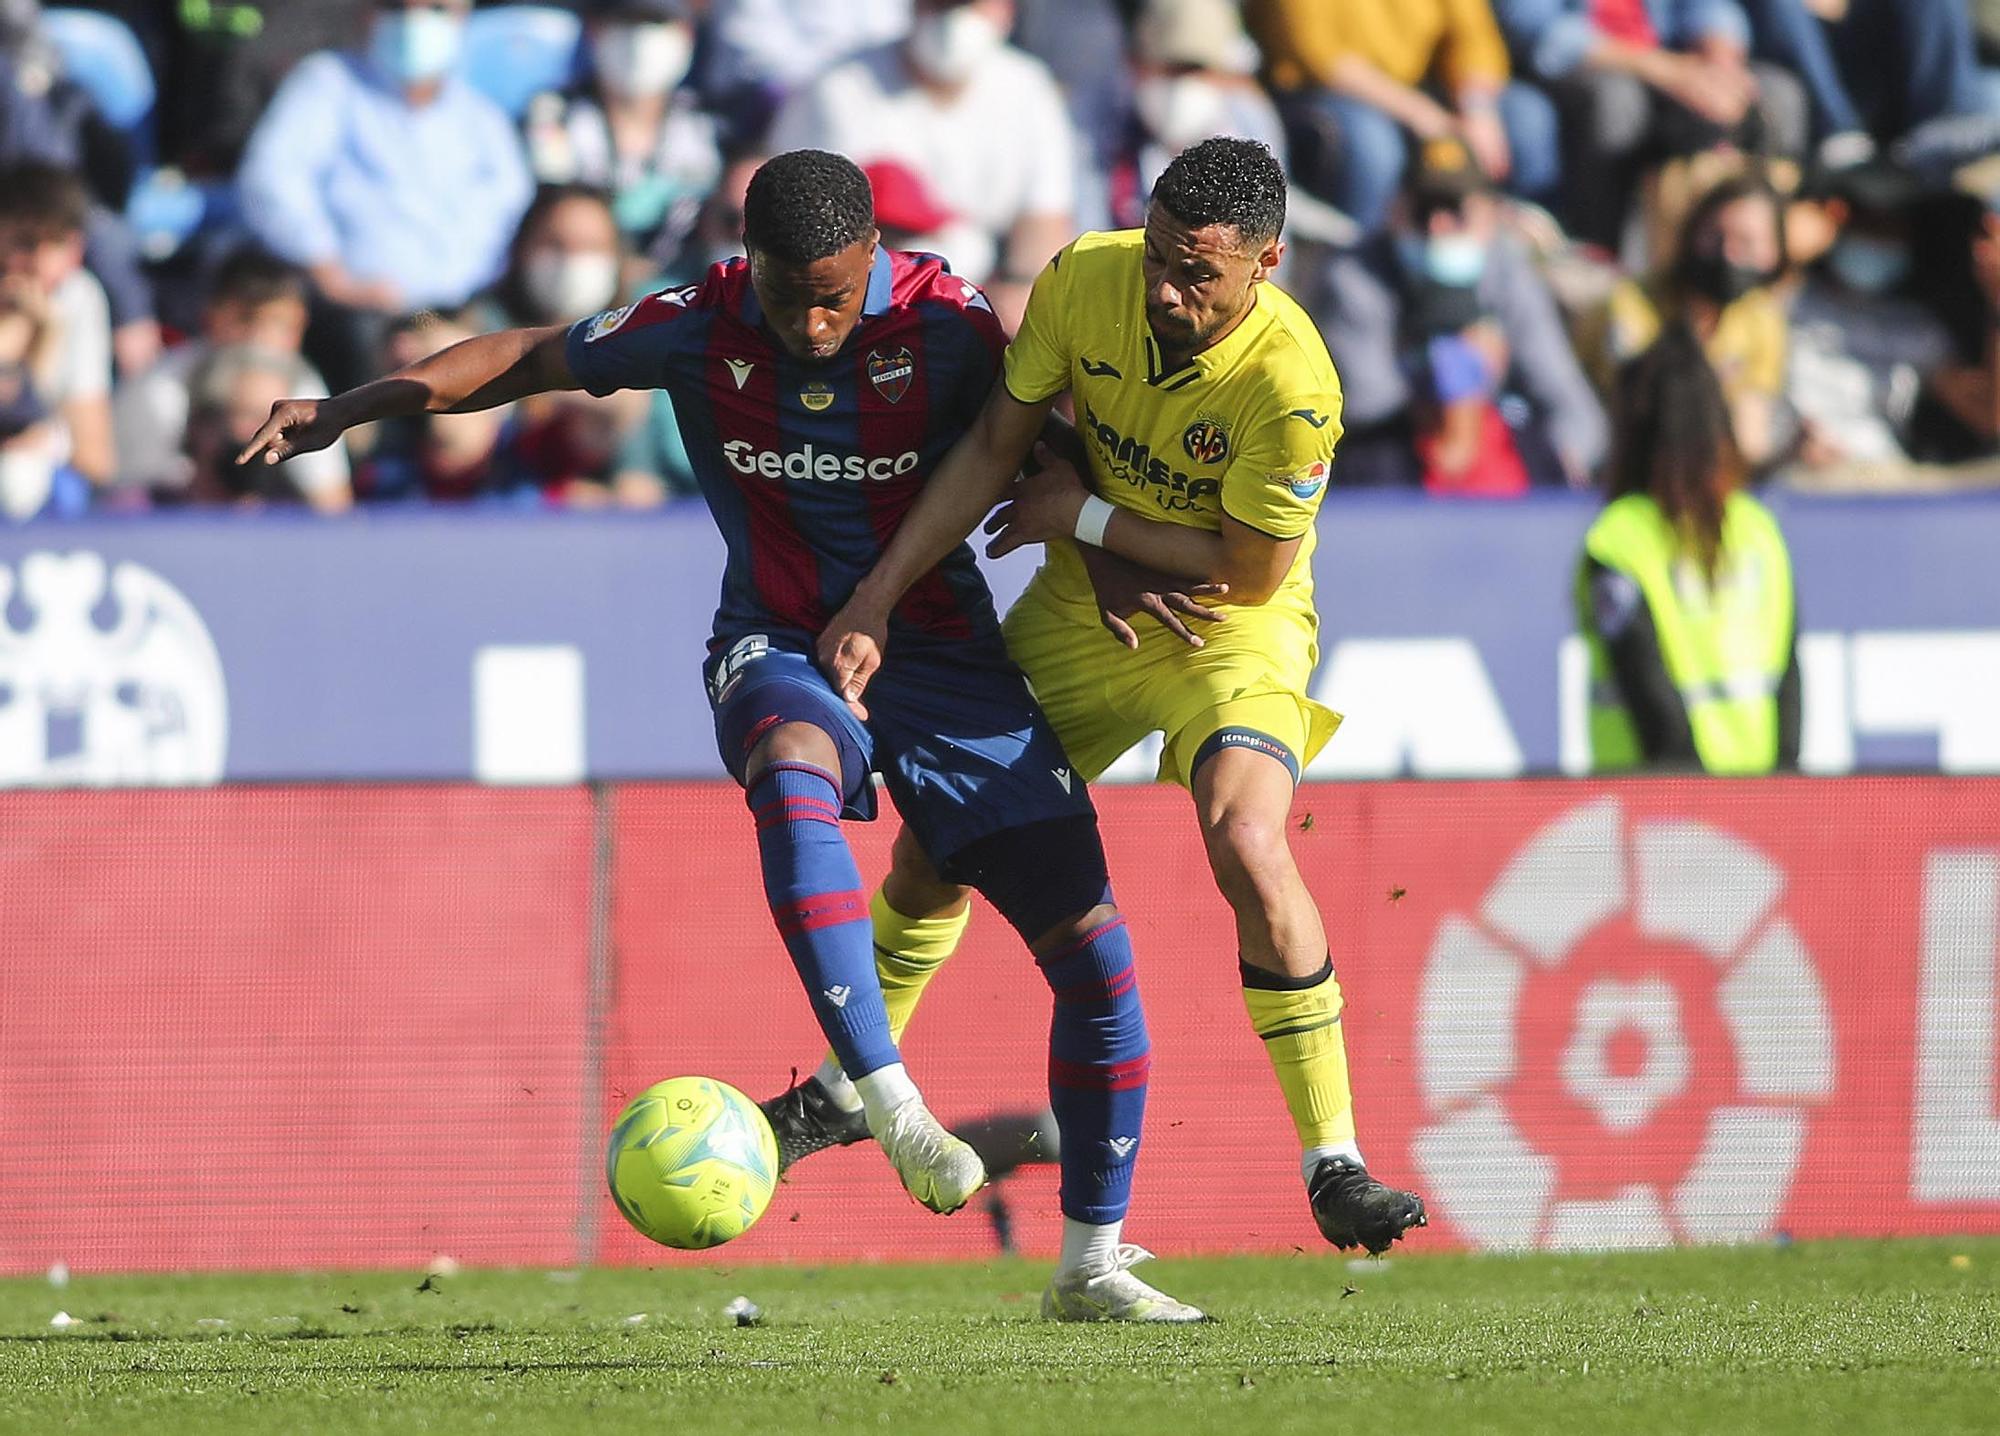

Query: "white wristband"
<box><xmin>1073</xmin><ymin>495</ymin><xmax>1116</xmax><ymax>548</ymax></box>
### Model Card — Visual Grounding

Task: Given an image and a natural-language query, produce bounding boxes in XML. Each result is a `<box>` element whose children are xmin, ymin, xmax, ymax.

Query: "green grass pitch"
<box><xmin>1</xmin><ymin>1240</ymin><xmax>1993</xmax><ymax>1434</ymax></box>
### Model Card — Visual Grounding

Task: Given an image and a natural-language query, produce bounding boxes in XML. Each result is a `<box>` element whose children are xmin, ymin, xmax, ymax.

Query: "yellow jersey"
<box><xmin>1003</xmin><ymin>229</ymin><xmax>1344</xmax><ymax>627</ymax></box>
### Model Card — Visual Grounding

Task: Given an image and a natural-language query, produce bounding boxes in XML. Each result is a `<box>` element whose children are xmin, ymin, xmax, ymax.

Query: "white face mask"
<box><xmin>908</xmin><ymin>7</ymin><xmax>1001</xmax><ymax>86</ymax></box>
<box><xmin>524</xmin><ymin>251</ymin><xmax>621</xmax><ymax>320</ymax></box>
<box><xmin>368</xmin><ymin>8</ymin><xmax>465</xmax><ymax>86</ymax></box>
<box><xmin>0</xmin><ymin>443</ymin><xmax>54</xmax><ymax>521</ymax></box>
<box><xmin>592</xmin><ymin>21</ymin><xmax>694</xmax><ymax>99</ymax></box>
<box><xmin>1134</xmin><ymin>74</ymin><xmax>1230</xmax><ymax>152</ymax></box>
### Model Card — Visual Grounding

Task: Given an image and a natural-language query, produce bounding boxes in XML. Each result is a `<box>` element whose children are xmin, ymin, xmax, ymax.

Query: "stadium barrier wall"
<box><xmin>1</xmin><ymin>493</ymin><xmax>1997</xmax><ymax>788</ymax></box>
<box><xmin>5</xmin><ymin>777</ymin><xmax>1998</xmax><ymax>1275</ymax></box>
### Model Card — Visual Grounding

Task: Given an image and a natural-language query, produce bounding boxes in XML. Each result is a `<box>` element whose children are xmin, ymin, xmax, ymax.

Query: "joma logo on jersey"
<box><xmin>1181</xmin><ymin>418</ymin><xmax>1230</xmax><ymax>465</ymax></box>
<box><xmin>722</xmin><ymin>440</ymin><xmax>920</xmax><ymax>482</ymax></box>
<box><xmin>1081</xmin><ymin>403</ymin><xmax>1220</xmax><ymax>513</ymax></box>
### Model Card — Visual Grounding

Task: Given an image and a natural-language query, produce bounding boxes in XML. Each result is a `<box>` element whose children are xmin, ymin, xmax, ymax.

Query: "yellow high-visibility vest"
<box><xmin>1577</xmin><ymin>491</ymin><xmax>1794</xmax><ymax>774</ymax></box>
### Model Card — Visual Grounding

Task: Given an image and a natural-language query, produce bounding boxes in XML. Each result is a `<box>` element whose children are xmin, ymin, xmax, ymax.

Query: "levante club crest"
<box><xmin>868</xmin><ymin>347</ymin><xmax>915</xmax><ymax>404</ymax></box>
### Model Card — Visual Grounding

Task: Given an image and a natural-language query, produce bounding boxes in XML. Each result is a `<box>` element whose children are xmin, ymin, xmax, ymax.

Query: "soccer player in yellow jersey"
<box><xmin>767</xmin><ymin>139</ymin><xmax>1426</xmax><ymax>1260</ymax></box>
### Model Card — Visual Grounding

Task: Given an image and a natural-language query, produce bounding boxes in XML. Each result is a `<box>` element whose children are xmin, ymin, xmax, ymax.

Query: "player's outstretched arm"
<box><xmin>237</xmin><ymin>325</ymin><xmax>577</xmax><ymax>468</ymax></box>
<box><xmin>817</xmin><ymin>378</ymin><xmax>1053</xmax><ymax>714</ymax></box>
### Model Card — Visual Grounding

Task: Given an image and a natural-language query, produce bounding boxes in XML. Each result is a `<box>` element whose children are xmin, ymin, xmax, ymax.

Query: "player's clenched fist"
<box><xmin>237</xmin><ymin>398</ymin><xmax>345</xmax><ymax>468</ymax></box>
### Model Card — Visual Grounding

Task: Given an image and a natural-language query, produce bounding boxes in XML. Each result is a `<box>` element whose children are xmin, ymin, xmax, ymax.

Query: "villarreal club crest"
<box><xmin>1182</xmin><ymin>417</ymin><xmax>1230</xmax><ymax>466</ymax></box>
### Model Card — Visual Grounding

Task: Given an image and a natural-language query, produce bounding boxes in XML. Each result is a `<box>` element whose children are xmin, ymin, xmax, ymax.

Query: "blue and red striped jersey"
<box><xmin>565</xmin><ymin>248</ymin><xmax>1006</xmax><ymax>650</ymax></box>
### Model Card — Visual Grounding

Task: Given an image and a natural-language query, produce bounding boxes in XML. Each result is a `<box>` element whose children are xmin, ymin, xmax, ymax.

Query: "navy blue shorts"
<box><xmin>705</xmin><ymin>629</ymin><xmax>1095</xmax><ymax>875</ymax></box>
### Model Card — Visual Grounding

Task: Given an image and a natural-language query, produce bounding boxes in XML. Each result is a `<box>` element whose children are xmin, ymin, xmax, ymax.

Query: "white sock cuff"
<box><xmin>813</xmin><ymin>1056</ymin><xmax>862</xmax><ymax>1112</ymax></box>
<box><xmin>1057</xmin><ymin>1216</ymin><xmax>1123</xmax><ymax>1276</ymax></box>
<box><xmin>1302</xmin><ymin>1143</ymin><xmax>1365</xmax><ymax>1186</ymax></box>
<box><xmin>852</xmin><ymin>1062</ymin><xmax>919</xmax><ymax>1123</ymax></box>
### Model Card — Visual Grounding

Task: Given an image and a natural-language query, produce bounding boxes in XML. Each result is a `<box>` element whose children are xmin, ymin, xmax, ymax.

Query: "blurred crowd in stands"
<box><xmin>6</xmin><ymin>0</ymin><xmax>2000</xmax><ymax>518</ymax></box>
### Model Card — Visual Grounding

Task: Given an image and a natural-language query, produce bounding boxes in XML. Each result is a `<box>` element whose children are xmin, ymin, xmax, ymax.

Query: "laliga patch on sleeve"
<box><xmin>1272</xmin><ymin>459</ymin><xmax>1328</xmax><ymax>500</ymax></box>
<box><xmin>583</xmin><ymin>304</ymin><xmax>639</xmax><ymax>344</ymax></box>
<box><xmin>583</xmin><ymin>286</ymin><xmax>696</xmax><ymax>344</ymax></box>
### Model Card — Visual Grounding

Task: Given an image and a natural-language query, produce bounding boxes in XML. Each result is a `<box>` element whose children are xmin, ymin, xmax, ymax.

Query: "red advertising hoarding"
<box><xmin>4</xmin><ymin>780</ymin><xmax>1996</xmax><ymax>1272</ymax></box>
<box><xmin>0</xmin><ymin>788</ymin><xmax>596</xmax><ymax>1273</ymax></box>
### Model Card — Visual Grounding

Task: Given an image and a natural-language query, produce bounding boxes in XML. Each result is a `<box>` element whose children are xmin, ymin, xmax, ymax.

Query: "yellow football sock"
<box><xmin>819</xmin><ymin>890</ymin><xmax>971</xmax><ymax>1087</ymax></box>
<box><xmin>1241</xmin><ymin>960</ymin><xmax>1356</xmax><ymax>1154</ymax></box>
<box><xmin>873</xmin><ymin>888</ymin><xmax>969</xmax><ymax>1043</ymax></box>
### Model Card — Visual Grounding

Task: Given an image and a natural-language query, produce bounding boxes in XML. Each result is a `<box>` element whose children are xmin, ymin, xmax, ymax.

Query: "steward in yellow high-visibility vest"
<box><xmin>1576</xmin><ymin>325</ymin><xmax>1800</xmax><ymax>774</ymax></box>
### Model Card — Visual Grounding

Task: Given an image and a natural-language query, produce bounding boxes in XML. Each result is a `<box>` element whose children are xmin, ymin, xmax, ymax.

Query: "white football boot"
<box><xmin>1041</xmin><ymin>1245</ymin><xmax>1207</xmax><ymax>1323</ymax></box>
<box><xmin>871</xmin><ymin>1098</ymin><xmax>988</xmax><ymax>1214</ymax></box>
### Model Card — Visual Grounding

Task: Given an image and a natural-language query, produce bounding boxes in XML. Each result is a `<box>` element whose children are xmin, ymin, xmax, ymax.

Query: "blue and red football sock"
<box><xmin>747</xmin><ymin>761</ymin><xmax>899</xmax><ymax>1080</ymax></box>
<box><xmin>1036</xmin><ymin>914</ymin><xmax>1151</xmax><ymax>1225</ymax></box>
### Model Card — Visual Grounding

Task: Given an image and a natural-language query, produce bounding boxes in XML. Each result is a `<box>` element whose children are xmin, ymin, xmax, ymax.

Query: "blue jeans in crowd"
<box><xmin>1743</xmin><ymin>0</ymin><xmax>1996</xmax><ymax>140</ymax></box>
<box><xmin>1282</xmin><ymin>82</ymin><xmax>1563</xmax><ymax>234</ymax></box>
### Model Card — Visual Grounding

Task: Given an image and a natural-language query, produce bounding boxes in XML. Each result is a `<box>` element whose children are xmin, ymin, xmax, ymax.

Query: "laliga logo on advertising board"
<box><xmin>0</xmin><ymin>552</ymin><xmax>227</xmax><ymax>786</ymax></box>
<box><xmin>1412</xmin><ymin>797</ymin><xmax>1834</xmax><ymax>1249</ymax></box>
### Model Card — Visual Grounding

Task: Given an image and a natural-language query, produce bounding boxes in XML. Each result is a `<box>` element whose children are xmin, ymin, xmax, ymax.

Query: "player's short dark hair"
<box><xmin>0</xmin><ymin>160</ymin><xmax>89</xmax><ymax>239</ymax></box>
<box><xmin>742</xmin><ymin>150</ymin><xmax>876</xmax><ymax>266</ymax></box>
<box><xmin>1151</xmin><ymin>138</ymin><xmax>1287</xmax><ymax>249</ymax></box>
<box><xmin>209</xmin><ymin>247</ymin><xmax>309</xmax><ymax>311</ymax></box>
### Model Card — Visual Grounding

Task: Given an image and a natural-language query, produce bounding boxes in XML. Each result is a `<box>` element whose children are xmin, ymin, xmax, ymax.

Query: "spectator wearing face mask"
<box><xmin>768</xmin><ymin>0</ymin><xmax>1077</xmax><ymax>331</ymax></box>
<box><xmin>115</xmin><ymin>247</ymin><xmax>352</xmax><ymax>512</ymax></box>
<box><xmin>1781</xmin><ymin>164</ymin><xmax>1954</xmax><ymax>478</ymax></box>
<box><xmin>1246</xmin><ymin>0</ymin><xmax>1563</xmax><ymax>236</ymax></box>
<box><xmin>477</xmin><ymin>185</ymin><xmax>669</xmax><ymax>508</ymax></box>
<box><xmin>483</xmin><ymin>186</ymin><xmax>627</xmax><ymax>333</ymax></box>
<box><xmin>237</xmin><ymin>0</ymin><xmax>534</xmax><ymax>393</ymax></box>
<box><xmin>1122</xmin><ymin>0</ymin><xmax>1286</xmax><ymax>209</ymax></box>
<box><xmin>1315</xmin><ymin>146</ymin><xmax>1608</xmax><ymax>491</ymax></box>
<box><xmin>522</xmin><ymin>0</ymin><xmax>722</xmax><ymax>276</ymax></box>
<box><xmin>1597</xmin><ymin>171</ymin><xmax>1792</xmax><ymax>468</ymax></box>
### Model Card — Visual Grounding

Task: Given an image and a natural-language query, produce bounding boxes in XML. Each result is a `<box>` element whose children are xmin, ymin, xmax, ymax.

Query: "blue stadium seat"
<box><xmin>463</xmin><ymin>5</ymin><xmax>583</xmax><ymax>118</ymax></box>
<box><xmin>39</xmin><ymin>8</ymin><xmax>156</xmax><ymax>138</ymax></box>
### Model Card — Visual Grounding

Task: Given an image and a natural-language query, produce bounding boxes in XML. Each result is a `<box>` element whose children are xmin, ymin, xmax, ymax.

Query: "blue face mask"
<box><xmin>1398</xmin><ymin>231</ymin><xmax>1487</xmax><ymax>288</ymax></box>
<box><xmin>1827</xmin><ymin>235</ymin><xmax>1911</xmax><ymax>295</ymax></box>
<box><xmin>369</xmin><ymin>9</ymin><xmax>464</xmax><ymax>86</ymax></box>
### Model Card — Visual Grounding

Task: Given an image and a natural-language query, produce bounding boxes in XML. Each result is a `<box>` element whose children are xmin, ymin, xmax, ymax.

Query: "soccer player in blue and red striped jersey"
<box><xmin>240</xmin><ymin>150</ymin><xmax>1200</xmax><ymax>1321</ymax></box>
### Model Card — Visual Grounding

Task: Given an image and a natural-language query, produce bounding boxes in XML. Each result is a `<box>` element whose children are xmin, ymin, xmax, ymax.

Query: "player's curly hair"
<box><xmin>1151</xmin><ymin>138</ymin><xmax>1287</xmax><ymax>249</ymax></box>
<box><xmin>743</xmin><ymin>150</ymin><xmax>876</xmax><ymax>265</ymax></box>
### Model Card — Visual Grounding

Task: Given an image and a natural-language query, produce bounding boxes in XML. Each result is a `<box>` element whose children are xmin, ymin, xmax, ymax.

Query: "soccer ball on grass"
<box><xmin>606</xmin><ymin>1076</ymin><xmax>779</xmax><ymax>1249</ymax></box>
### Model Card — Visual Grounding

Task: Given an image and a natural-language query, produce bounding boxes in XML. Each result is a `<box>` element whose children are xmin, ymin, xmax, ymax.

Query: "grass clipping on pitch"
<box><xmin>0</xmin><ymin>1240</ymin><xmax>1993</xmax><ymax>1434</ymax></box>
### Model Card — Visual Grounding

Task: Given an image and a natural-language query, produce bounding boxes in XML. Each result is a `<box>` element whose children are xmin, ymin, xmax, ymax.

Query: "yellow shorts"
<box><xmin>1001</xmin><ymin>577</ymin><xmax>1342</xmax><ymax>790</ymax></box>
